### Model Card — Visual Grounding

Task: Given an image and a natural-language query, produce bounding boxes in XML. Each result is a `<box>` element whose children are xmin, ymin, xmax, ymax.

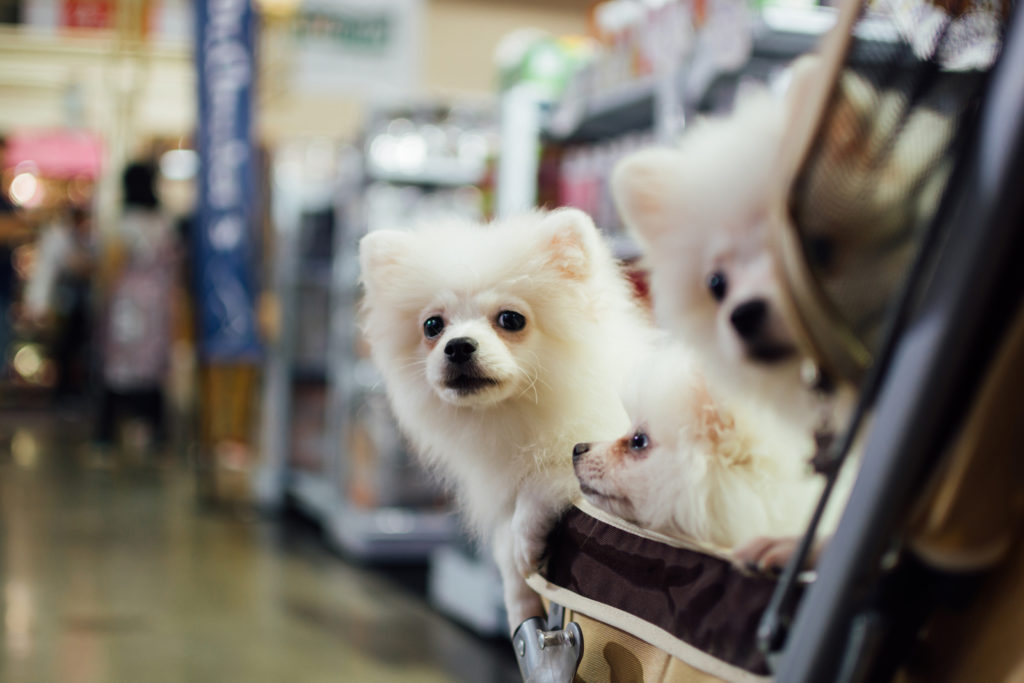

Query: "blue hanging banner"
<box><xmin>194</xmin><ymin>0</ymin><xmax>262</xmax><ymax>361</ymax></box>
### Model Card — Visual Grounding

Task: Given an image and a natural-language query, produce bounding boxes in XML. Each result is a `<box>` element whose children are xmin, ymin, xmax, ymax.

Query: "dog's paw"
<box><xmin>733</xmin><ymin>534</ymin><xmax>829</xmax><ymax>574</ymax></box>
<box><xmin>734</xmin><ymin>535</ymin><xmax>802</xmax><ymax>573</ymax></box>
<box><xmin>510</xmin><ymin>501</ymin><xmax>558</xmax><ymax>578</ymax></box>
<box><xmin>513</xmin><ymin>537</ymin><xmax>546</xmax><ymax>579</ymax></box>
<box><xmin>511</xmin><ymin>513</ymin><xmax>549</xmax><ymax>578</ymax></box>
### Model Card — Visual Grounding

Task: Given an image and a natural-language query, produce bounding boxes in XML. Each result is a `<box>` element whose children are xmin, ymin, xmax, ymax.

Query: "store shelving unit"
<box><xmin>256</xmin><ymin>133</ymin><xmax>468</xmax><ymax>564</ymax></box>
<box><xmin>545</xmin><ymin>75</ymin><xmax>659</xmax><ymax>145</ymax></box>
<box><xmin>323</xmin><ymin>134</ymin><xmax>463</xmax><ymax>562</ymax></box>
<box><xmin>261</xmin><ymin>102</ymin><xmax>508</xmax><ymax>566</ymax></box>
<box><xmin>364</xmin><ymin>160</ymin><xmax>487</xmax><ymax>188</ymax></box>
<box><xmin>255</xmin><ymin>141</ymin><xmax>338</xmax><ymax>517</ymax></box>
<box><xmin>347</xmin><ymin>104</ymin><xmax>512</xmax><ymax>631</ymax></box>
<box><xmin>542</xmin><ymin>5</ymin><xmax>852</xmax><ymax>148</ymax></box>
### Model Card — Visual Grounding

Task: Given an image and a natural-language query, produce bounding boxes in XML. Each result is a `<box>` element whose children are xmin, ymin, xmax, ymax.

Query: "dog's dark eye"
<box><xmin>496</xmin><ymin>310</ymin><xmax>526</xmax><ymax>332</ymax></box>
<box><xmin>630</xmin><ymin>432</ymin><xmax>650</xmax><ymax>452</ymax></box>
<box><xmin>423</xmin><ymin>316</ymin><xmax>445</xmax><ymax>339</ymax></box>
<box><xmin>707</xmin><ymin>271</ymin><xmax>727</xmax><ymax>302</ymax></box>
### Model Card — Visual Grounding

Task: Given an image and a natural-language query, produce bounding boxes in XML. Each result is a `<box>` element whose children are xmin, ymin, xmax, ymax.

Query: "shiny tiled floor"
<box><xmin>0</xmin><ymin>411</ymin><xmax>519</xmax><ymax>683</ymax></box>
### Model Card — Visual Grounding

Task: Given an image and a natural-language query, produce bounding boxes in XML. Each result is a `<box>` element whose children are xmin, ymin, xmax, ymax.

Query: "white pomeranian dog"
<box><xmin>611</xmin><ymin>84</ymin><xmax>822</xmax><ymax>430</ymax></box>
<box><xmin>358</xmin><ymin>208</ymin><xmax>654</xmax><ymax>631</ymax></box>
<box><xmin>572</xmin><ymin>344</ymin><xmax>821</xmax><ymax>550</ymax></box>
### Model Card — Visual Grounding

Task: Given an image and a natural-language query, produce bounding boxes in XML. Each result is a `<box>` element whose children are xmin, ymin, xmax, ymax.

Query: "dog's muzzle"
<box><xmin>730</xmin><ymin>299</ymin><xmax>797</xmax><ymax>363</ymax></box>
<box><xmin>730</xmin><ymin>299</ymin><xmax>768</xmax><ymax>340</ymax></box>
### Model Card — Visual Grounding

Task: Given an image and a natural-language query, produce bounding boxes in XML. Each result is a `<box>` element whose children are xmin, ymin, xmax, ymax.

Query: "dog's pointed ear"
<box><xmin>612</xmin><ymin>148</ymin><xmax>680</xmax><ymax>247</ymax></box>
<box><xmin>535</xmin><ymin>208</ymin><xmax>602</xmax><ymax>281</ymax></box>
<box><xmin>359</xmin><ymin>229</ymin><xmax>409</xmax><ymax>291</ymax></box>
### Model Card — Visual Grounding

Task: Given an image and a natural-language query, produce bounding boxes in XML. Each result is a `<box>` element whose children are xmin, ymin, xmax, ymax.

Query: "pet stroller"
<box><xmin>515</xmin><ymin>0</ymin><xmax>1024</xmax><ymax>680</ymax></box>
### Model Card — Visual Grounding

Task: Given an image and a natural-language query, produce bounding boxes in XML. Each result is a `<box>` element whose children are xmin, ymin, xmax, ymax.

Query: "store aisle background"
<box><xmin>0</xmin><ymin>410</ymin><xmax>519</xmax><ymax>683</ymax></box>
<box><xmin>0</xmin><ymin>1</ymin><xmax>805</xmax><ymax>679</ymax></box>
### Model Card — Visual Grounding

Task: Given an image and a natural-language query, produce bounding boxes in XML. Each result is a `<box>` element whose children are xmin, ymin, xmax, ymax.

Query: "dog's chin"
<box><xmin>737</xmin><ymin>338</ymin><xmax>798</xmax><ymax>365</ymax></box>
<box><xmin>434</xmin><ymin>373</ymin><xmax>509</xmax><ymax>407</ymax></box>
<box><xmin>578</xmin><ymin>480</ymin><xmax>632</xmax><ymax>518</ymax></box>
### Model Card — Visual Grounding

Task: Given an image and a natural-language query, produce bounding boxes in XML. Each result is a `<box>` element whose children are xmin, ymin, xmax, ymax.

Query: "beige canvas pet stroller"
<box><xmin>515</xmin><ymin>0</ymin><xmax>1023</xmax><ymax>680</ymax></box>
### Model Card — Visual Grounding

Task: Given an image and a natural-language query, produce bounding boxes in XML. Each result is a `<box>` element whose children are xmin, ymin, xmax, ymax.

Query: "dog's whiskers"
<box><xmin>517</xmin><ymin>350</ymin><xmax>552</xmax><ymax>399</ymax></box>
<box><xmin>515</xmin><ymin>366</ymin><xmax>541</xmax><ymax>403</ymax></box>
<box><xmin>395</xmin><ymin>358</ymin><xmax>429</xmax><ymax>375</ymax></box>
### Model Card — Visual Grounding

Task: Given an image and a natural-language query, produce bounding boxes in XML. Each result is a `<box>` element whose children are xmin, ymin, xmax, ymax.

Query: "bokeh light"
<box><xmin>9</xmin><ymin>171</ymin><xmax>39</xmax><ymax>207</ymax></box>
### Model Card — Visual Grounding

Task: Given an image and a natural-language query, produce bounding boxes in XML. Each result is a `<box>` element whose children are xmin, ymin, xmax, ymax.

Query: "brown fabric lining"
<box><xmin>543</xmin><ymin>507</ymin><xmax>802</xmax><ymax>676</ymax></box>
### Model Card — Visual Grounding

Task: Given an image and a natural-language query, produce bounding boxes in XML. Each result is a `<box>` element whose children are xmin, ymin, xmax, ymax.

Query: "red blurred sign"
<box><xmin>3</xmin><ymin>130</ymin><xmax>104</xmax><ymax>178</ymax></box>
<box><xmin>61</xmin><ymin>0</ymin><xmax>113</xmax><ymax>29</ymax></box>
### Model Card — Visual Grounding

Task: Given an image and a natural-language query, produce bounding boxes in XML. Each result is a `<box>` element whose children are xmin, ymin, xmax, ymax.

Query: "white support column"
<box><xmin>496</xmin><ymin>83</ymin><xmax>544</xmax><ymax>218</ymax></box>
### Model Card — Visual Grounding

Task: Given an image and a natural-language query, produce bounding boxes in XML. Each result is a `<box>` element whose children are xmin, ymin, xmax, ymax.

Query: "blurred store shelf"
<box><xmin>365</xmin><ymin>159</ymin><xmax>488</xmax><ymax>188</ymax></box>
<box><xmin>544</xmin><ymin>75</ymin><xmax>657</xmax><ymax>144</ymax></box>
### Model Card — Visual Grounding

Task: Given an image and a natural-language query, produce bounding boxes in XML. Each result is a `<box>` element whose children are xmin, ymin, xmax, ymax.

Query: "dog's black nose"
<box><xmin>730</xmin><ymin>299</ymin><xmax>768</xmax><ymax>340</ymax></box>
<box><xmin>444</xmin><ymin>337</ymin><xmax>478</xmax><ymax>364</ymax></box>
<box><xmin>572</xmin><ymin>443</ymin><xmax>590</xmax><ymax>464</ymax></box>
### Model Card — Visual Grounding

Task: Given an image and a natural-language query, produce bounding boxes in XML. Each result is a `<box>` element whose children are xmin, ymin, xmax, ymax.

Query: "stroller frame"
<box><xmin>774</xmin><ymin>2</ymin><xmax>1024</xmax><ymax>681</ymax></box>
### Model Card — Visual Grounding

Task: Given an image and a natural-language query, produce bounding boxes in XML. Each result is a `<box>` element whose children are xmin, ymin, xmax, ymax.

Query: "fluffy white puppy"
<box><xmin>611</xmin><ymin>85</ymin><xmax>821</xmax><ymax>429</ymax></box>
<box><xmin>572</xmin><ymin>345</ymin><xmax>821</xmax><ymax>550</ymax></box>
<box><xmin>359</xmin><ymin>208</ymin><xmax>653</xmax><ymax>631</ymax></box>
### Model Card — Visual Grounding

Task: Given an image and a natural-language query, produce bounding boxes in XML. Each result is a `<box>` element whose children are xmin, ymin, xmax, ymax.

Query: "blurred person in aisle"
<box><xmin>155</xmin><ymin>147</ymin><xmax>200</xmax><ymax>457</ymax></box>
<box><xmin>23</xmin><ymin>202</ymin><xmax>96</xmax><ymax>402</ymax></box>
<box><xmin>93</xmin><ymin>161</ymin><xmax>180</xmax><ymax>457</ymax></box>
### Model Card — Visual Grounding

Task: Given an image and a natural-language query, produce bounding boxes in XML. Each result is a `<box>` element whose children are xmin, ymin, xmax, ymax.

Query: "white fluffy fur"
<box><xmin>574</xmin><ymin>345</ymin><xmax>821</xmax><ymax>549</ymax></box>
<box><xmin>358</xmin><ymin>208</ymin><xmax>653</xmax><ymax>630</ymax></box>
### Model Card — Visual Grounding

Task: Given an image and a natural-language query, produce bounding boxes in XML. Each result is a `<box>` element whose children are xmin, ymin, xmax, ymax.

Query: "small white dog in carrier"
<box><xmin>359</xmin><ymin>208</ymin><xmax>654</xmax><ymax>631</ymax></box>
<box><xmin>572</xmin><ymin>344</ymin><xmax>821</xmax><ymax>550</ymax></box>
<box><xmin>610</xmin><ymin>83</ymin><xmax>822</xmax><ymax>431</ymax></box>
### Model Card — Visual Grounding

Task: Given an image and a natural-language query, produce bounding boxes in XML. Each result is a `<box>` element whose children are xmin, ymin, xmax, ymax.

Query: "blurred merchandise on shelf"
<box><xmin>543</xmin><ymin>0</ymin><xmax>692</xmax><ymax>142</ymax></box>
<box><xmin>346</xmin><ymin>390</ymin><xmax>443</xmax><ymax>510</ymax></box>
<box><xmin>541</xmin><ymin>0</ymin><xmax>841</xmax><ymax>147</ymax></box>
<box><xmin>362</xmin><ymin>103</ymin><xmax>496</xmax><ymax>213</ymax></box>
<box><xmin>522</xmin><ymin>0</ymin><xmax>842</xmax><ymax>273</ymax></box>
<box><xmin>587</xmin><ymin>0</ymin><xmax>690</xmax><ymax>92</ymax></box>
<box><xmin>288</xmin><ymin>380</ymin><xmax>327</xmax><ymax>473</ymax></box>
<box><xmin>495</xmin><ymin>29</ymin><xmax>596</xmax><ymax>101</ymax></box>
<box><xmin>20</xmin><ymin>0</ymin><xmax>194</xmax><ymax>40</ymax></box>
<box><xmin>364</xmin><ymin>182</ymin><xmax>485</xmax><ymax>229</ymax></box>
<box><xmin>293</xmin><ymin>234</ymin><xmax>330</xmax><ymax>374</ymax></box>
<box><xmin>544</xmin><ymin>130</ymin><xmax>656</xmax><ymax>238</ymax></box>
